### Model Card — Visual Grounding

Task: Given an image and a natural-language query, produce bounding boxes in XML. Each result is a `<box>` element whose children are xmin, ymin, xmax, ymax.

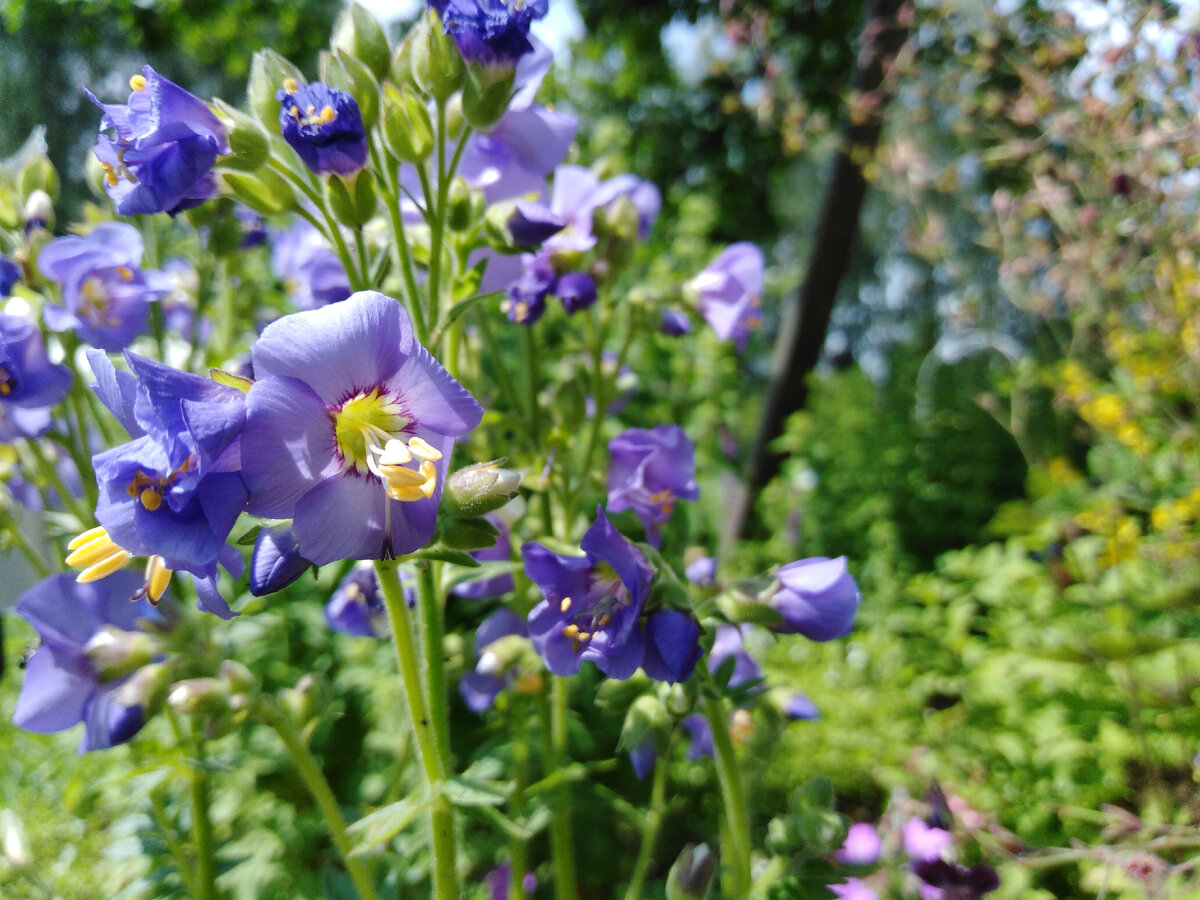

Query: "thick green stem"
<box><xmin>541</xmin><ymin>678</ymin><xmax>579</xmax><ymax>900</ymax></box>
<box><xmin>415</xmin><ymin>560</ymin><xmax>451</xmax><ymax>764</ymax></box>
<box><xmin>373</xmin><ymin>140</ymin><xmax>426</xmax><ymax>340</ymax></box>
<box><xmin>703</xmin><ymin>694</ymin><xmax>751</xmax><ymax>899</ymax></box>
<box><xmin>376</xmin><ymin>559</ymin><xmax>459</xmax><ymax>900</ymax></box>
<box><xmin>267</xmin><ymin>708</ymin><xmax>381</xmax><ymax>900</ymax></box>
<box><xmin>508</xmin><ymin>697</ymin><xmax>532</xmax><ymax>900</ymax></box>
<box><xmin>622</xmin><ymin>733</ymin><xmax>672</xmax><ymax>900</ymax></box>
<box><xmin>186</xmin><ymin>735</ymin><xmax>219</xmax><ymax>900</ymax></box>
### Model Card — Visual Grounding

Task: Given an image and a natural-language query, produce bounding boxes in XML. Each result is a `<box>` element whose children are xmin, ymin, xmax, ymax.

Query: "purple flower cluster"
<box><xmin>85</xmin><ymin>67</ymin><xmax>229</xmax><ymax>216</ymax></box>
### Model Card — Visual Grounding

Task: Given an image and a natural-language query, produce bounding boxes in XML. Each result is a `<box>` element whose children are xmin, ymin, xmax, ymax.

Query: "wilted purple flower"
<box><xmin>326</xmin><ymin>562</ymin><xmax>405</xmax><ymax>637</ymax></box>
<box><xmin>784</xmin><ymin>691</ymin><xmax>820</xmax><ymax>720</ymax></box>
<box><xmin>607</xmin><ymin>425</ymin><xmax>698</xmax><ymax>546</ymax></box>
<box><xmin>904</xmin><ymin>817</ymin><xmax>953</xmax><ymax>864</ymax></box>
<box><xmin>829</xmin><ymin>878</ymin><xmax>880</xmax><ymax>900</ymax></box>
<box><xmin>242</xmin><ymin>291</ymin><xmax>483</xmax><ymax>566</ymax></box>
<box><xmin>912</xmin><ymin>860</ymin><xmax>1000</xmax><ymax>899</ymax></box>
<box><xmin>270</xmin><ymin>219</ymin><xmax>351</xmax><ymax>310</ymax></box>
<box><xmin>770</xmin><ymin>556</ymin><xmax>860</xmax><ymax>641</ymax></box>
<box><xmin>0</xmin><ymin>254</ymin><xmax>20</xmax><ymax>296</ymax></box>
<box><xmin>451</xmin><ymin>514</ymin><xmax>515</xmax><ymax>599</ymax></box>
<box><xmin>688</xmin><ymin>243</ymin><xmax>765</xmax><ymax>350</ymax></box>
<box><xmin>278</xmin><ymin>80</ymin><xmax>368</xmax><ymax>176</ymax></box>
<box><xmin>460</xmin><ymin>606</ymin><xmax>528</xmax><ymax>711</ymax></box>
<box><xmin>13</xmin><ymin>571</ymin><xmax>161</xmax><ymax>752</ymax></box>
<box><xmin>86</xmin><ymin>349</ymin><xmax>248</xmax><ymax>618</ymax></box>
<box><xmin>484</xmin><ymin>862</ymin><xmax>538</xmax><ymax>900</ymax></box>
<box><xmin>85</xmin><ymin>67</ymin><xmax>229</xmax><ymax>216</ymax></box>
<box><xmin>685</xmin><ymin>556</ymin><xmax>717</xmax><ymax>587</ymax></box>
<box><xmin>432</xmin><ymin>0</ymin><xmax>550</xmax><ymax>68</ymax></box>
<box><xmin>660</xmin><ymin>308</ymin><xmax>691</xmax><ymax>336</ymax></box>
<box><xmin>524</xmin><ymin>509</ymin><xmax>654</xmax><ymax>679</ymax></box>
<box><xmin>641</xmin><ymin>608</ymin><xmax>702</xmax><ymax>683</ymax></box>
<box><xmin>0</xmin><ymin>313</ymin><xmax>71</xmax><ymax>440</ymax></box>
<box><xmin>836</xmin><ymin>823</ymin><xmax>883</xmax><ymax>866</ymax></box>
<box><xmin>38</xmin><ymin>223</ymin><xmax>168</xmax><ymax>351</ymax></box>
<box><xmin>556</xmin><ymin>271</ymin><xmax>597</xmax><ymax>314</ymax></box>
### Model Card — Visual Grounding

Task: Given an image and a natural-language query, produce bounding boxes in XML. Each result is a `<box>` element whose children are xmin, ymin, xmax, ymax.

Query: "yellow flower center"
<box><xmin>332</xmin><ymin>389</ymin><xmax>442</xmax><ymax>503</ymax></box>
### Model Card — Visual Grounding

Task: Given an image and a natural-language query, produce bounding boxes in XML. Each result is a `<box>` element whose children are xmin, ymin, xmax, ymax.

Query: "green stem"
<box><xmin>508</xmin><ymin>697</ymin><xmax>532</xmax><ymax>900</ymax></box>
<box><xmin>268</xmin><ymin>158</ymin><xmax>364</xmax><ymax>292</ymax></box>
<box><xmin>3</xmin><ymin>512</ymin><xmax>49</xmax><ymax>577</ymax></box>
<box><xmin>427</xmin><ymin>102</ymin><xmax>450</xmax><ymax>333</ymax></box>
<box><xmin>185</xmin><ymin>733</ymin><xmax>218</xmax><ymax>900</ymax></box>
<box><xmin>376</xmin><ymin>559</ymin><xmax>459</xmax><ymax>900</ymax></box>
<box><xmin>150</xmin><ymin>788</ymin><xmax>201</xmax><ymax>899</ymax></box>
<box><xmin>474</xmin><ymin>308</ymin><xmax>531</xmax><ymax>444</ymax></box>
<box><xmin>354</xmin><ymin>228</ymin><xmax>372</xmax><ymax>289</ymax></box>
<box><xmin>415</xmin><ymin>560</ymin><xmax>451</xmax><ymax>764</ymax></box>
<box><xmin>622</xmin><ymin>732</ymin><xmax>672</xmax><ymax>900</ymax></box>
<box><xmin>542</xmin><ymin>678</ymin><xmax>579</xmax><ymax>900</ymax></box>
<box><xmin>265</xmin><ymin>706</ymin><xmax>381</xmax><ymax>900</ymax></box>
<box><xmin>25</xmin><ymin>438</ymin><xmax>89</xmax><ymax>524</ymax></box>
<box><xmin>703</xmin><ymin>694</ymin><xmax>751</xmax><ymax>899</ymax></box>
<box><xmin>373</xmin><ymin>139</ymin><xmax>426</xmax><ymax>338</ymax></box>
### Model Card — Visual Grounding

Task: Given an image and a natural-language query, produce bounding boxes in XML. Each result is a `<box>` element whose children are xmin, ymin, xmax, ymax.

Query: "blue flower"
<box><xmin>430</xmin><ymin>0</ymin><xmax>550</xmax><ymax>68</ymax></box>
<box><xmin>0</xmin><ymin>313</ymin><xmax>71</xmax><ymax>440</ymax></box>
<box><xmin>523</xmin><ymin>509</ymin><xmax>654</xmax><ymax>679</ymax></box>
<box><xmin>607</xmin><ymin>425</ymin><xmax>699</xmax><ymax>547</ymax></box>
<box><xmin>459</xmin><ymin>606</ymin><xmax>528</xmax><ymax>712</ymax></box>
<box><xmin>277</xmin><ymin>80</ymin><xmax>368</xmax><ymax>176</ymax></box>
<box><xmin>555</xmin><ymin>271</ymin><xmax>597</xmax><ymax>315</ymax></box>
<box><xmin>249</xmin><ymin>523</ymin><xmax>313</xmax><ymax>596</ymax></box>
<box><xmin>13</xmin><ymin>571</ymin><xmax>162</xmax><ymax>752</ymax></box>
<box><xmin>769</xmin><ymin>556</ymin><xmax>860</xmax><ymax>641</ymax></box>
<box><xmin>270</xmin><ymin>219</ymin><xmax>351</xmax><ymax>310</ymax></box>
<box><xmin>0</xmin><ymin>254</ymin><xmax>20</xmax><ymax>296</ymax></box>
<box><xmin>687</xmin><ymin>243</ymin><xmax>765</xmax><ymax>350</ymax></box>
<box><xmin>37</xmin><ymin>223</ymin><xmax>167</xmax><ymax>351</ymax></box>
<box><xmin>85</xmin><ymin>67</ymin><xmax>229</xmax><ymax>216</ymax></box>
<box><xmin>326</xmin><ymin>563</ymin><xmax>408</xmax><ymax>637</ymax></box>
<box><xmin>640</xmin><ymin>609</ymin><xmax>702</xmax><ymax>684</ymax></box>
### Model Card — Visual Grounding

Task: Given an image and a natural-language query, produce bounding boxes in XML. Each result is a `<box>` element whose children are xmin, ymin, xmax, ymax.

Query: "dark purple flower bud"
<box><xmin>688</xmin><ymin>243</ymin><xmax>765</xmax><ymax>350</ymax></box>
<box><xmin>607</xmin><ymin>425</ymin><xmax>699</xmax><ymax>547</ymax></box>
<box><xmin>770</xmin><ymin>556</ymin><xmax>860</xmax><ymax>641</ymax></box>
<box><xmin>242</xmin><ymin>291</ymin><xmax>483</xmax><ymax>566</ymax></box>
<box><xmin>0</xmin><ymin>254</ymin><xmax>19</xmax><ymax>297</ymax></box>
<box><xmin>326</xmin><ymin>562</ymin><xmax>400</xmax><ymax>637</ymax></box>
<box><xmin>0</xmin><ymin>313</ymin><xmax>71</xmax><ymax>439</ymax></box>
<box><xmin>641</xmin><ymin>609</ymin><xmax>702</xmax><ymax>683</ymax></box>
<box><xmin>912</xmin><ymin>859</ymin><xmax>1000</xmax><ymax>898</ymax></box>
<box><xmin>784</xmin><ymin>691</ymin><xmax>819</xmax><ymax>720</ymax></box>
<box><xmin>836</xmin><ymin>823</ymin><xmax>883</xmax><ymax>866</ymax></box>
<box><xmin>85</xmin><ymin>67</ymin><xmax>230</xmax><ymax>216</ymax></box>
<box><xmin>250</xmin><ymin>523</ymin><xmax>313</xmax><ymax>596</ymax></box>
<box><xmin>555</xmin><ymin>271</ymin><xmax>597</xmax><ymax>314</ymax></box>
<box><xmin>660</xmin><ymin>308</ymin><xmax>691</xmax><ymax>336</ymax></box>
<box><xmin>13</xmin><ymin>571</ymin><xmax>163</xmax><ymax>752</ymax></box>
<box><xmin>685</xmin><ymin>556</ymin><xmax>717</xmax><ymax>587</ymax></box>
<box><xmin>507</xmin><ymin>200</ymin><xmax>565</xmax><ymax>246</ymax></box>
<box><xmin>37</xmin><ymin>223</ymin><xmax>168</xmax><ymax>351</ymax></box>
<box><xmin>523</xmin><ymin>509</ymin><xmax>655</xmax><ymax>679</ymax></box>
<box><xmin>433</xmin><ymin>0</ymin><xmax>550</xmax><ymax>69</ymax></box>
<box><xmin>502</xmin><ymin>254</ymin><xmax>554</xmax><ymax>324</ymax></box>
<box><xmin>451</xmin><ymin>514</ymin><xmax>516</xmax><ymax>599</ymax></box>
<box><xmin>236</xmin><ymin>206</ymin><xmax>268</xmax><ymax>248</ymax></box>
<box><xmin>277</xmin><ymin>80</ymin><xmax>368</xmax><ymax>176</ymax></box>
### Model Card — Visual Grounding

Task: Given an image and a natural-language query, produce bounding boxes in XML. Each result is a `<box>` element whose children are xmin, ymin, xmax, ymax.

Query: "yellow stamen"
<box><xmin>283</xmin><ymin>78</ymin><xmax>300</xmax><ymax>94</ymax></box>
<box><xmin>143</xmin><ymin>555</ymin><xmax>173</xmax><ymax>603</ymax></box>
<box><xmin>560</xmin><ymin>597</ymin><xmax>572</xmax><ymax>613</ymax></box>
<box><xmin>116</xmin><ymin>265</ymin><xmax>134</xmax><ymax>281</ymax></box>
<box><xmin>289</xmin><ymin>106</ymin><xmax>302</xmax><ymax>120</ymax></box>
<box><xmin>597</xmin><ymin>614</ymin><xmax>611</xmax><ymax>627</ymax></box>
<box><xmin>319</xmin><ymin>104</ymin><xmax>337</xmax><ymax>124</ymax></box>
<box><xmin>77</xmin><ymin>548</ymin><xmax>132</xmax><ymax>583</ymax></box>
<box><xmin>379</xmin><ymin>439</ymin><xmax>412</xmax><ymax>465</ymax></box>
<box><xmin>562</xmin><ymin>624</ymin><xmax>579</xmax><ymax>638</ymax></box>
<box><xmin>418</xmin><ymin>460</ymin><xmax>438</xmax><ymax>498</ymax></box>
<box><xmin>408</xmin><ymin>436</ymin><xmax>443</xmax><ymax>461</ymax></box>
<box><xmin>380</xmin><ymin>465</ymin><xmax>428</xmax><ymax>487</ymax></box>
<box><xmin>139</xmin><ymin>487</ymin><xmax>163</xmax><ymax>511</ymax></box>
<box><xmin>129</xmin><ymin>74</ymin><xmax>147</xmax><ymax>92</ymax></box>
<box><xmin>68</xmin><ymin>525</ymin><xmax>110</xmax><ymax>551</ymax></box>
<box><xmin>386</xmin><ymin>484</ymin><xmax>428</xmax><ymax>502</ymax></box>
<box><xmin>66</xmin><ymin>532</ymin><xmax>124</xmax><ymax>568</ymax></box>
<box><xmin>577</xmin><ymin>631</ymin><xmax>591</xmax><ymax>642</ymax></box>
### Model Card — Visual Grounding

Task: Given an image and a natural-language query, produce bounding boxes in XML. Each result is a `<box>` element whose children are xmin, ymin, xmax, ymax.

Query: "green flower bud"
<box><xmin>113</xmin><ymin>661</ymin><xmax>173</xmax><ymax>716</ymax></box>
<box><xmin>447</xmin><ymin>177</ymin><xmax>474</xmax><ymax>231</ymax></box>
<box><xmin>212</xmin><ymin>99</ymin><xmax>270</xmax><ymax>171</ymax></box>
<box><xmin>279</xmin><ymin>673</ymin><xmax>323</xmax><ymax>727</ymax></box>
<box><xmin>411</xmin><ymin>10</ymin><xmax>465</xmax><ymax>103</ymax></box>
<box><xmin>168</xmin><ymin>677</ymin><xmax>229</xmax><ymax>716</ymax></box>
<box><xmin>442</xmin><ymin>459</ymin><xmax>522</xmax><ymax>517</ymax></box>
<box><xmin>331</xmin><ymin>2</ymin><xmax>392</xmax><ymax>81</ymax></box>
<box><xmin>475</xmin><ymin>633</ymin><xmax>528</xmax><ymax>676</ymax></box>
<box><xmin>389</xmin><ymin>29</ymin><xmax>419</xmax><ymax>91</ymax></box>
<box><xmin>666</xmin><ymin>843</ymin><xmax>716</xmax><ymax>900</ymax></box>
<box><xmin>84</xmin><ymin>626</ymin><xmax>159</xmax><ymax>682</ymax></box>
<box><xmin>220</xmin><ymin>659</ymin><xmax>255</xmax><ymax>694</ymax></box>
<box><xmin>444</xmin><ymin>93</ymin><xmax>466</xmax><ymax>140</ymax></box>
<box><xmin>382</xmin><ymin>83</ymin><xmax>434</xmax><ymax>163</ymax></box>
<box><xmin>247</xmin><ymin>49</ymin><xmax>306</xmax><ymax>131</ymax></box>
<box><xmin>222</xmin><ymin>168</ymin><xmax>297</xmax><ymax>216</ymax></box>
<box><xmin>326</xmin><ymin>168</ymin><xmax>377</xmax><ymax>227</ymax></box>
<box><xmin>621</xmin><ymin>693</ymin><xmax>666</xmax><ymax>751</ymax></box>
<box><xmin>18</xmin><ymin>156</ymin><xmax>58</xmax><ymax>202</ymax></box>
<box><xmin>321</xmin><ymin>49</ymin><xmax>379</xmax><ymax>131</ymax></box>
<box><xmin>462</xmin><ymin>67</ymin><xmax>514</xmax><ymax>130</ymax></box>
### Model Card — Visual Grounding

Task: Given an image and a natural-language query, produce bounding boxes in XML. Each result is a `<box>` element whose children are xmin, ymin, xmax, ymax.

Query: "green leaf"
<box><xmin>347</xmin><ymin>793</ymin><xmax>432</xmax><ymax>854</ymax></box>
<box><xmin>459</xmin><ymin>803</ymin><xmax>532</xmax><ymax>841</ymax></box>
<box><xmin>410</xmin><ymin>546</ymin><xmax>480</xmax><ymax>567</ymax></box>
<box><xmin>441</xmin><ymin>776</ymin><xmax>509</xmax><ymax>808</ymax></box>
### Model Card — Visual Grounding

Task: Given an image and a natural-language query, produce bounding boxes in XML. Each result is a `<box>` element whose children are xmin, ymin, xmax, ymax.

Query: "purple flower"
<box><xmin>640</xmin><ymin>609</ymin><xmax>702</xmax><ymax>683</ymax></box>
<box><xmin>659</xmin><ymin>308</ymin><xmax>691</xmax><ymax>336</ymax></box>
<box><xmin>829</xmin><ymin>878</ymin><xmax>880</xmax><ymax>900</ymax></box>
<box><xmin>523</xmin><ymin>510</ymin><xmax>654</xmax><ymax>679</ymax></box>
<box><xmin>451</xmin><ymin>514</ymin><xmax>515</xmax><ymax>599</ymax></box>
<box><xmin>507</xmin><ymin>200</ymin><xmax>565</xmax><ymax>247</ymax></box>
<box><xmin>685</xmin><ymin>556</ymin><xmax>717</xmax><ymax>587</ymax></box>
<box><xmin>770</xmin><ymin>556</ymin><xmax>860</xmax><ymax>641</ymax></box>
<box><xmin>37</xmin><ymin>222</ymin><xmax>167</xmax><ymax>351</ymax></box>
<box><xmin>607</xmin><ymin>425</ymin><xmax>699</xmax><ymax>546</ymax></box>
<box><xmin>836</xmin><ymin>823</ymin><xmax>883</xmax><ymax>866</ymax></box>
<box><xmin>682</xmin><ymin>713</ymin><xmax>714</xmax><ymax>760</ymax></box>
<box><xmin>501</xmin><ymin>253</ymin><xmax>554</xmax><ymax>325</ymax></box>
<box><xmin>432</xmin><ymin>0</ymin><xmax>550</xmax><ymax>69</ymax></box>
<box><xmin>0</xmin><ymin>254</ymin><xmax>20</xmax><ymax>296</ymax></box>
<box><xmin>85</xmin><ymin>67</ymin><xmax>229</xmax><ymax>216</ymax></box>
<box><xmin>688</xmin><ymin>243</ymin><xmax>765</xmax><ymax>350</ymax></box>
<box><xmin>460</xmin><ymin>606</ymin><xmax>528</xmax><ymax>711</ymax></box>
<box><xmin>249</xmin><ymin>523</ymin><xmax>313</xmax><ymax>596</ymax></box>
<box><xmin>270</xmin><ymin>220</ymin><xmax>351</xmax><ymax>310</ymax></box>
<box><xmin>278</xmin><ymin>80</ymin><xmax>368</xmax><ymax>176</ymax></box>
<box><xmin>242</xmin><ymin>291</ymin><xmax>483</xmax><ymax>566</ymax></box>
<box><xmin>555</xmin><ymin>271</ymin><xmax>597</xmax><ymax>314</ymax></box>
<box><xmin>86</xmin><ymin>349</ymin><xmax>248</xmax><ymax>617</ymax></box>
<box><xmin>710</xmin><ymin>624</ymin><xmax>761</xmax><ymax>690</ymax></box>
<box><xmin>0</xmin><ymin>313</ymin><xmax>71</xmax><ymax>440</ymax></box>
<box><xmin>326</xmin><ymin>563</ymin><xmax>405</xmax><ymax>637</ymax></box>
<box><xmin>784</xmin><ymin>691</ymin><xmax>820</xmax><ymax>720</ymax></box>
<box><xmin>629</xmin><ymin>733</ymin><xmax>657</xmax><ymax>779</ymax></box>
<box><xmin>904</xmin><ymin>817</ymin><xmax>953</xmax><ymax>864</ymax></box>
<box><xmin>13</xmin><ymin>571</ymin><xmax>160</xmax><ymax>752</ymax></box>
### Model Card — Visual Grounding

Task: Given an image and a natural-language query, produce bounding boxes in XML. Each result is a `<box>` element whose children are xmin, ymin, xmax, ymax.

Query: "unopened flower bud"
<box><xmin>447</xmin><ymin>177</ymin><xmax>475</xmax><ymax>231</ymax></box>
<box><xmin>247</xmin><ymin>49</ymin><xmax>306</xmax><ymax>130</ymax></box>
<box><xmin>220</xmin><ymin>659</ymin><xmax>255</xmax><ymax>694</ymax></box>
<box><xmin>476</xmin><ymin>633</ymin><xmax>528</xmax><ymax>676</ymax></box>
<box><xmin>321</xmin><ymin>49</ymin><xmax>379</xmax><ymax>130</ymax></box>
<box><xmin>382</xmin><ymin>84</ymin><xmax>434</xmax><ymax>163</ymax></box>
<box><xmin>22</xmin><ymin>189</ymin><xmax>53</xmax><ymax>230</ymax></box>
<box><xmin>326</xmin><ymin>168</ymin><xmax>377</xmax><ymax>227</ymax></box>
<box><xmin>411</xmin><ymin>10</ymin><xmax>464</xmax><ymax>103</ymax></box>
<box><xmin>331</xmin><ymin>2</ymin><xmax>392</xmax><ymax>80</ymax></box>
<box><xmin>84</xmin><ymin>625</ymin><xmax>158</xmax><ymax>682</ymax></box>
<box><xmin>666</xmin><ymin>843</ymin><xmax>716</xmax><ymax>900</ymax></box>
<box><xmin>462</xmin><ymin>67</ymin><xmax>514</xmax><ymax>129</ymax></box>
<box><xmin>222</xmin><ymin>168</ymin><xmax>298</xmax><ymax>215</ymax></box>
<box><xmin>212</xmin><ymin>99</ymin><xmax>270</xmax><ymax>171</ymax></box>
<box><xmin>443</xmin><ymin>459</ymin><xmax>521</xmax><ymax>517</ymax></box>
<box><xmin>621</xmin><ymin>693</ymin><xmax>667</xmax><ymax>751</ymax></box>
<box><xmin>279</xmin><ymin>673</ymin><xmax>323</xmax><ymax>727</ymax></box>
<box><xmin>113</xmin><ymin>661</ymin><xmax>173</xmax><ymax>715</ymax></box>
<box><xmin>19</xmin><ymin>156</ymin><xmax>59</xmax><ymax>203</ymax></box>
<box><xmin>168</xmin><ymin>677</ymin><xmax>228</xmax><ymax>716</ymax></box>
